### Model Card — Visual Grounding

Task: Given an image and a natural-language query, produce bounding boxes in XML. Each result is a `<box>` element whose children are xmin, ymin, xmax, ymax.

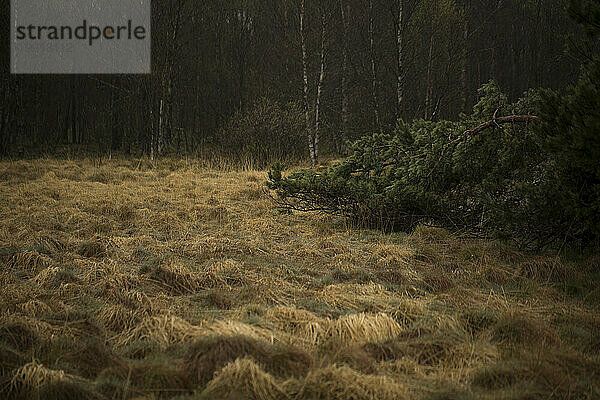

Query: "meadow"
<box><xmin>0</xmin><ymin>158</ymin><xmax>598</xmax><ymax>400</ymax></box>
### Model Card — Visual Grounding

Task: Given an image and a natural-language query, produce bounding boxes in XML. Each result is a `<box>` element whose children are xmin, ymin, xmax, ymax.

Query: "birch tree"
<box><xmin>300</xmin><ymin>0</ymin><xmax>317</xmax><ymax>166</ymax></box>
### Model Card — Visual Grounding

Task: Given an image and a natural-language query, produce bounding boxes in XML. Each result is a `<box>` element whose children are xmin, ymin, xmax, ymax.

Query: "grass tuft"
<box><xmin>292</xmin><ymin>365</ymin><xmax>408</xmax><ymax>400</ymax></box>
<box><xmin>492</xmin><ymin>314</ymin><xmax>561</xmax><ymax>347</ymax></box>
<box><xmin>0</xmin><ymin>321</ymin><xmax>40</xmax><ymax>352</ymax></box>
<box><xmin>199</xmin><ymin>358</ymin><xmax>287</xmax><ymax>400</ymax></box>
<box><xmin>77</xmin><ymin>240</ymin><xmax>107</xmax><ymax>259</ymax></box>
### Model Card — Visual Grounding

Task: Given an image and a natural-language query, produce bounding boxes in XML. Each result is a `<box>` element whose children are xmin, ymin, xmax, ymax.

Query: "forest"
<box><xmin>0</xmin><ymin>0</ymin><xmax>589</xmax><ymax>161</ymax></box>
<box><xmin>1</xmin><ymin>1</ymin><xmax>599</xmax><ymax>400</ymax></box>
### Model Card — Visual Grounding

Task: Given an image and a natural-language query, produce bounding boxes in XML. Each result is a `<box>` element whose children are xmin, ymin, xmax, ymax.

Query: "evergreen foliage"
<box><xmin>268</xmin><ymin>73</ymin><xmax>600</xmax><ymax>249</ymax></box>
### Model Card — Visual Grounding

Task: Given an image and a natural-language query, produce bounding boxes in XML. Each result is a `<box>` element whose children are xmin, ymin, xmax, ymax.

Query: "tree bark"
<box><xmin>395</xmin><ymin>0</ymin><xmax>404</xmax><ymax>120</ymax></box>
<box><xmin>369</xmin><ymin>0</ymin><xmax>381</xmax><ymax>132</ymax></box>
<box><xmin>340</xmin><ymin>0</ymin><xmax>350</xmax><ymax>151</ymax></box>
<box><xmin>314</xmin><ymin>12</ymin><xmax>326</xmax><ymax>163</ymax></box>
<box><xmin>460</xmin><ymin>16</ymin><xmax>468</xmax><ymax>113</ymax></box>
<box><xmin>300</xmin><ymin>0</ymin><xmax>317</xmax><ymax>166</ymax></box>
<box><xmin>425</xmin><ymin>34</ymin><xmax>434</xmax><ymax>120</ymax></box>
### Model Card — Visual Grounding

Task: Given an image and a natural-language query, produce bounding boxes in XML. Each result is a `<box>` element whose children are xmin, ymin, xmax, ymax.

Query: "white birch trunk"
<box><xmin>300</xmin><ymin>0</ymin><xmax>317</xmax><ymax>166</ymax></box>
<box><xmin>314</xmin><ymin>12</ymin><xmax>326</xmax><ymax>163</ymax></box>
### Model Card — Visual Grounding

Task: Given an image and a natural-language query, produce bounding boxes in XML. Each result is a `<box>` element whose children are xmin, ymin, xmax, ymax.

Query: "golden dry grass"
<box><xmin>0</xmin><ymin>158</ymin><xmax>599</xmax><ymax>400</ymax></box>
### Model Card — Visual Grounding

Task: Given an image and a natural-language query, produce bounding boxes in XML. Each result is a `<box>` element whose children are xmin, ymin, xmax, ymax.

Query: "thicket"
<box><xmin>268</xmin><ymin>63</ymin><xmax>600</xmax><ymax>250</ymax></box>
<box><xmin>217</xmin><ymin>98</ymin><xmax>306</xmax><ymax>168</ymax></box>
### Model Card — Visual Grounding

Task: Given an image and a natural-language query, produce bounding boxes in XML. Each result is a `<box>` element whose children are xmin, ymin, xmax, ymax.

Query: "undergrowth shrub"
<box><xmin>218</xmin><ymin>98</ymin><xmax>306</xmax><ymax>169</ymax></box>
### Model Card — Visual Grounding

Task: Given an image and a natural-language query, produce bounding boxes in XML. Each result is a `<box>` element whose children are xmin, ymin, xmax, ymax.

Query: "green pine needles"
<box><xmin>269</xmin><ymin>73</ymin><xmax>600</xmax><ymax>250</ymax></box>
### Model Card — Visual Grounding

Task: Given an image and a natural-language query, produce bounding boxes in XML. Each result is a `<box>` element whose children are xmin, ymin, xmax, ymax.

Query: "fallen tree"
<box><xmin>268</xmin><ymin>80</ymin><xmax>599</xmax><ymax>250</ymax></box>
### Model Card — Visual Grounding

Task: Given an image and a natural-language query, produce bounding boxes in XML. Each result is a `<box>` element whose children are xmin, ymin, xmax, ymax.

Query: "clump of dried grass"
<box><xmin>62</xmin><ymin>339</ymin><xmax>126</xmax><ymax>379</ymax></box>
<box><xmin>37</xmin><ymin>380</ymin><xmax>108</xmax><ymax>400</ymax></box>
<box><xmin>264</xmin><ymin>307</ymin><xmax>328</xmax><ymax>345</ymax></box>
<box><xmin>514</xmin><ymin>256</ymin><xmax>577</xmax><ymax>283</ymax></box>
<box><xmin>32</xmin><ymin>266</ymin><xmax>80</xmax><ymax>289</ymax></box>
<box><xmin>0</xmin><ymin>320</ymin><xmax>40</xmax><ymax>352</ymax></box>
<box><xmin>10</xmin><ymin>361</ymin><xmax>82</xmax><ymax>397</ymax></box>
<box><xmin>141</xmin><ymin>263</ymin><xmax>228</xmax><ymax>295</ymax></box>
<box><xmin>19</xmin><ymin>299</ymin><xmax>68</xmax><ymax>318</ymax></box>
<box><xmin>6</xmin><ymin>250</ymin><xmax>53</xmax><ymax>275</ymax></box>
<box><xmin>199</xmin><ymin>358</ymin><xmax>288</xmax><ymax>400</ymax></box>
<box><xmin>47</xmin><ymin>310</ymin><xmax>106</xmax><ymax>339</ymax></box>
<box><xmin>421</xmin><ymin>271</ymin><xmax>456</xmax><ymax>293</ymax></box>
<box><xmin>267</xmin><ymin>346</ymin><xmax>313</xmax><ymax>378</ymax></box>
<box><xmin>101</xmin><ymin>357</ymin><xmax>192</xmax><ymax>396</ymax></box>
<box><xmin>320</xmin><ymin>313</ymin><xmax>402</xmax><ymax>349</ymax></box>
<box><xmin>291</xmin><ymin>365</ymin><xmax>407</xmax><ymax>400</ymax></box>
<box><xmin>185</xmin><ymin>335</ymin><xmax>271</xmax><ymax>385</ymax></box>
<box><xmin>361</xmin><ymin>340</ymin><xmax>405</xmax><ymax>362</ymax></box>
<box><xmin>334</xmin><ymin>346</ymin><xmax>377</xmax><ymax>374</ymax></box>
<box><xmin>185</xmin><ymin>334</ymin><xmax>313</xmax><ymax>385</ymax></box>
<box><xmin>201</xmin><ymin>289</ymin><xmax>234</xmax><ymax>309</ymax></box>
<box><xmin>318</xmin><ymin>283</ymin><xmax>396</xmax><ymax>312</ymax></box>
<box><xmin>77</xmin><ymin>240</ymin><xmax>107</xmax><ymax>259</ymax></box>
<box><xmin>492</xmin><ymin>314</ymin><xmax>561</xmax><ymax>347</ymax></box>
<box><xmin>460</xmin><ymin>308</ymin><xmax>498</xmax><ymax>335</ymax></box>
<box><xmin>98</xmin><ymin>305</ymin><xmax>144</xmax><ymax>332</ymax></box>
<box><xmin>113</xmin><ymin>314</ymin><xmax>203</xmax><ymax>349</ymax></box>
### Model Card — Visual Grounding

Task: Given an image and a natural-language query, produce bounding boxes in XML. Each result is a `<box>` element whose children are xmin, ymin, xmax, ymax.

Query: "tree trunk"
<box><xmin>300</xmin><ymin>0</ymin><xmax>317</xmax><ymax>166</ymax></box>
<box><xmin>395</xmin><ymin>0</ymin><xmax>404</xmax><ymax>120</ymax></box>
<box><xmin>425</xmin><ymin>34</ymin><xmax>434</xmax><ymax>120</ymax></box>
<box><xmin>340</xmin><ymin>0</ymin><xmax>350</xmax><ymax>152</ymax></box>
<box><xmin>460</xmin><ymin>16</ymin><xmax>468</xmax><ymax>113</ymax></box>
<box><xmin>369</xmin><ymin>0</ymin><xmax>381</xmax><ymax>132</ymax></box>
<box><xmin>314</xmin><ymin>12</ymin><xmax>326</xmax><ymax>163</ymax></box>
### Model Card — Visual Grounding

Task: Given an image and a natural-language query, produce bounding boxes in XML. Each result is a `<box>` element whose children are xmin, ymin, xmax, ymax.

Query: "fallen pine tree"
<box><xmin>268</xmin><ymin>78</ymin><xmax>600</xmax><ymax>250</ymax></box>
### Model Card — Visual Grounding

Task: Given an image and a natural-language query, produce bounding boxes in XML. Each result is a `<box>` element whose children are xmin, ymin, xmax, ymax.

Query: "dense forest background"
<box><xmin>0</xmin><ymin>0</ymin><xmax>589</xmax><ymax>161</ymax></box>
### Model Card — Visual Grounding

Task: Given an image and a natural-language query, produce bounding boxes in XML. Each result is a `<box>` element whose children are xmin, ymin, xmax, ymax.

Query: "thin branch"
<box><xmin>427</xmin><ymin>114</ymin><xmax>540</xmax><ymax>178</ymax></box>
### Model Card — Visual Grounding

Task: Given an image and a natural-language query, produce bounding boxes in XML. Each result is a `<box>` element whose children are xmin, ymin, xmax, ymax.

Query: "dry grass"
<box><xmin>289</xmin><ymin>365</ymin><xmax>408</xmax><ymax>400</ymax></box>
<box><xmin>0</xmin><ymin>158</ymin><xmax>598</xmax><ymax>400</ymax></box>
<box><xmin>199</xmin><ymin>358</ymin><xmax>288</xmax><ymax>400</ymax></box>
<box><xmin>184</xmin><ymin>334</ymin><xmax>313</xmax><ymax>385</ymax></box>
